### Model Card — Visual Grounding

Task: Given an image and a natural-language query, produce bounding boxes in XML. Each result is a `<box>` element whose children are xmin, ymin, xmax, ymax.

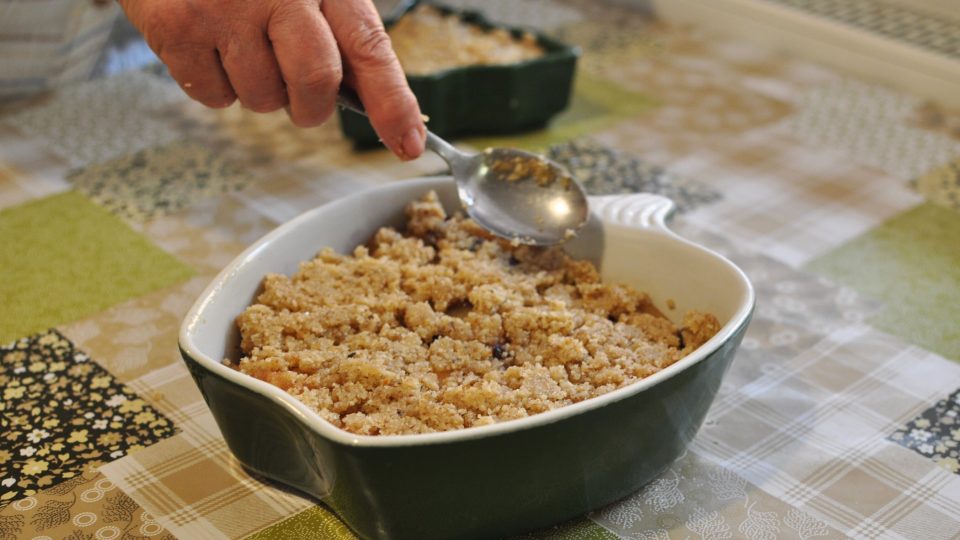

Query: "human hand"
<box><xmin>120</xmin><ymin>0</ymin><xmax>426</xmax><ymax>159</ymax></box>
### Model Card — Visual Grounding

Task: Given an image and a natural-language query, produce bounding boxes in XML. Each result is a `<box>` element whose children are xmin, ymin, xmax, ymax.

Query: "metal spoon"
<box><xmin>336</xmin><ymin>88</ymin><xmax>589</xmax><ymax>245</ymax></box>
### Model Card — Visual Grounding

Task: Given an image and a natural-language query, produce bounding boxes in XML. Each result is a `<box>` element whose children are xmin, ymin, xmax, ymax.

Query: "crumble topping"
<box><xmin>389</xmin><ymin>5</ymin><xmax>545</xmax><ymax>76</ymax></box>
<box><xmin>231</xmin><ymin>192</ymin><xmax>720</xmax><ymax>435</ymax></box>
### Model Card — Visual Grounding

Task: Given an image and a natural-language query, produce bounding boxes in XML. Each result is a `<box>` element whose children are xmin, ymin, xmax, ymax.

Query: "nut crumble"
<box><xmin>231</xmin><ymin>192</ymin><xmax>720</xmax><ymax>436</ymax></box>
<box><xmin>489</xmin><ymin>153</ymin><xmax>570</xmax><ymax>188</ymax></box>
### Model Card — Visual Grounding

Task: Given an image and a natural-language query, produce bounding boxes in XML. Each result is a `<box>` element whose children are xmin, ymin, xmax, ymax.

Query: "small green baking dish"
<box><xmin>338</xmin><ymin>1</ymin><xmax>580</xmax><ymax>146</ymax></box>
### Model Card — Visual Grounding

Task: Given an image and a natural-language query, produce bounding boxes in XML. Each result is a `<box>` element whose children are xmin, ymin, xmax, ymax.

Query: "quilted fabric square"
<box><xmin>67</xmin><ymin>141</ymin><xmax>255</xmax><ymax>222</ymax></box>
<box><xmin>0</xmin><ymin>72</ymin><xmax>184</xmax><ymax>169</ymax></box>
<box><xmin>0</xmin><ymin>191</ymin><xmax>194</xmax><ymax>344</ymax></box>
<box><xmin>778</xmin><ymin>78</ymin><xmax>960</xmax><ymax>180</ymax></box>
<box><xmin>889</xmin><ymin>387</ymin><xmax>960</xmax><ymax>475</ymax></box>
<box><xmin>0</xmin><ymin>330</ymin><xmax>178</xmax><ymax>506</ymax></box>
<box><xmin>0</xmin><ymin>469</ymin><xmax>175</xmax><ymax>540</ymax></box>
<box><xmin>806</xmin><ymin>203</ymin><xmax>960</xmax><ymax>361</ymax></box>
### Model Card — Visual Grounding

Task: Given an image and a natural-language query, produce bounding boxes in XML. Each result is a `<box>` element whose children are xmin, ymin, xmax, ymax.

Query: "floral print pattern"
<box><xmin>0</xmin><ymin>468</ymin><xmax>174</xmax><ymax>540</ymax></box>
<box><xmin>67</xmin><ymin>140</ymin><xmax>255</xmax><ymax>222</ymax></box>
<box><xmin>590</xmin><ymin>452</ymin><xmax>840</xmax><ymax>539</ymax></box>
<box><xmin>777</xmin><ymin>78</ymin><xmax>960</xmax><ymax>181</ymax></box>
<box><xmin>0</xmin><ymin>72</ymin><xmax>184</xmax><ymax>169</ymax></box>
<box><xmin>889</xmin><ymin>387</ymin><xmax>960</xmax><ymax>474</ymax></box>
<box><xmin>0</xmin><ymin>331</ymin><xmax>177</xmax><ymax>506</ymax></box>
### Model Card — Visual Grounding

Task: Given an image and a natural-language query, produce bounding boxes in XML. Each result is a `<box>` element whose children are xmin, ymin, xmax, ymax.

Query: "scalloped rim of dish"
<box><xmin>179</xmin><ymin>183</ymin><xmax>755</xmax><ymax>448</ymax></box>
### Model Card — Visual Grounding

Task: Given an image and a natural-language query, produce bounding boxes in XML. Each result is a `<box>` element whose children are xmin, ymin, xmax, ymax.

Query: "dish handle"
<box><xmin>587</xmin><ymin>193</ymin><xmax>676</xmax><ymax>233</ymax></box>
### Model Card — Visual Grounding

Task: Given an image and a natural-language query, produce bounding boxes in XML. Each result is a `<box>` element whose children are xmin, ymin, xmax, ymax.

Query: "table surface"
<box><xmin>2</xmin><ymin>1</ymin><xmax>960</xmax><ymax>539</ymax></box>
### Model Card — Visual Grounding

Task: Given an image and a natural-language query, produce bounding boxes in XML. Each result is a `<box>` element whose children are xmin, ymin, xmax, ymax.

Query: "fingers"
<box><xmin>122</xmin><ymin>0</ymin><xmax>423</xmax><ymax>159</ymax></box>
<box><xmin>219</xmin><ymin>24</ymin><xmax>288</xmax><ymax>113</ymax></box>
<box><xmin>120</xmin><ymin>0</ymin><xmax>236</xmax><ymax>108</ymax></box>
<box><xmin>267</xmin><ymin>1</ymin><xmax>343</xmax><ymax>128</ymax></box>
<box><xmin>322</xmin><ymin>0</ymin><xmax>425</xmax><ymax>159</ymax></box>
<box><xmin>162</xmin><ymin>46</ymin><xmax>237</xmax><ymax>109</ymax></box>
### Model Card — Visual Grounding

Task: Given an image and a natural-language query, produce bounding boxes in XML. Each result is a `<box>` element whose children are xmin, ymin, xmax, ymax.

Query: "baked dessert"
<box><xmin>388</xmin><ymin>4</ymin><xmax>545</xmax><ymax>76</ymax></box>
<box><xmin>231</xmin><ymin>192</ymin><xmax>720</xmax><ymax>436</ymax></box>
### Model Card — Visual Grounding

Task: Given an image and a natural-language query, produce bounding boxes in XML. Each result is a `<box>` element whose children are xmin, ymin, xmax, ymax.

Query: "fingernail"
<box><xmin>401</xmin><ymin>127</ymin><xmax>425</xmax><ymax>160</ymax></box>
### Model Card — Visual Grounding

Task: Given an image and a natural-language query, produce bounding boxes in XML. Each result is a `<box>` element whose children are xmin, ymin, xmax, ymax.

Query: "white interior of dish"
<box><xmin>180</xmin><ymin>177</ymin><xmax>754</xmax><ymax>446</ymax></box>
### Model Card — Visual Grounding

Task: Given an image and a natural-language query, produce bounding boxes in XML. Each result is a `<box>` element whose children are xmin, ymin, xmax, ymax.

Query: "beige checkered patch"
<box><xmin>0</xmin><ymin>124</ymin><xmax>70</xmax><ymax>208</ymax></box>
<box><xmin>601</xmin><ymin>123</ymin><xmax>924</xmax><ymax>267</ymax></box>
<box><xmin>99</xmin><ymin>363</ymin><xmax>312</xmax><ymax>540</ymax></box>
<box><xmin>693</xmin><ymin>325</ymin><xmax>960</xmax><ymax>539</ymax></box>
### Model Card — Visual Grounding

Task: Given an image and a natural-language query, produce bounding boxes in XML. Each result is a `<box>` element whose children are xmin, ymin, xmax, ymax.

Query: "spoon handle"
<box><xmin>336</xmin><ymin>86</ymin><xmax>367</xmax><ymax>116</ymax></box>
<box><xmin>424</xmin><ymin>131</ymin><xmax>463</xmax><ymax>165</ymax></box>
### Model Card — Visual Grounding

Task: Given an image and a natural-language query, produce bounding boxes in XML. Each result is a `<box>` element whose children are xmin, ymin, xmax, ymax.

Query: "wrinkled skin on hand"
<box><xmin>120</xmin><ymin>0</ymin><xmax>426</xmax><ymax>159</ymax></box>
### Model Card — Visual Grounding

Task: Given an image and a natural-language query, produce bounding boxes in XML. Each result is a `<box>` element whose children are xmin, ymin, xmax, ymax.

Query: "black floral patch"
<box><xmin>547</xmin><ymin>140</ymin><xmax>723</xmax><ymax>213</ymax></box>
<box><xmin>67</xmin><ymin>140</ymin><xmax>254</xmax><ymax>222</ymax></box>
<box><xmin>888</xmin><ymin>387</ymin><xmax>960</xmax><ymax>475</ymax></box>
<box><xmin>0</xmin><ymin>330</ymin><xmax>178</xmax><ymax>507</ymax></box>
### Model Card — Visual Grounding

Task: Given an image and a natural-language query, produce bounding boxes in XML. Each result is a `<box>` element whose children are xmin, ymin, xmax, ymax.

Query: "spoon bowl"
<box><xmin>338</xmin><ymin>89</ymin><xmax>589</xmax><ymax>245</ymax></box>
<box><xmin>426</xmin><ymin>133</ymin><xmax>589</xmax><ymax>245</ymax></box>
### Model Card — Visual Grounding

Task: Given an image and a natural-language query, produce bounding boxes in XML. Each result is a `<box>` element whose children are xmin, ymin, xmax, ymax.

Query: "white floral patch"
<box><xmin>777</xmin><ymin>78</ymin><xmax>960</xmax><ymax>180</ymax></box>
<box><xmin>589</xmin><ymin>453</ymin><xmax>837</xmax><ymax>539</ymax></box>
<box><xmin>0</xmin><ymin>72</ymin><xmax>184</xmax><ymax>169</ymax></box>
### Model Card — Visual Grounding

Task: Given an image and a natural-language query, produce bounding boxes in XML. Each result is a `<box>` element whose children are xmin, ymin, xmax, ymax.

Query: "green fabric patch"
<box><xmin>245</xmin><ymin>507</ymin><xmax>617</xmax><ymax>540</ymax></box>
<box><xmin>245</xmin><ymin>506</ymin><xmax>355</xmax><ymax>540</ymax></box>
<box><xmin>465</xmin><ymin>74</ymin><xmax>659</xmax><ymax>152</ymax></box>
<box><xmin>0</xmin><ymin>191</ymin><xmax>194</xmax><ymax>344</ymax></box>
<box><xmin>806</xmin><ymin>203</ymin><xmax>960</xmax><ymax>361</ymax></box>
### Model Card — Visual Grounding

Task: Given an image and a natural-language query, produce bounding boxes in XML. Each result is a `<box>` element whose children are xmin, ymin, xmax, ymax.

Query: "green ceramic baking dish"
<box><xmin>179</xmin><ymin>177</ymin><xmax>755</xmax><ymax>540</ymax></box>
<box><xmin>338</xmin><ymin>1</ymin><xmax>580</xmax><ymax>147</ymax></box>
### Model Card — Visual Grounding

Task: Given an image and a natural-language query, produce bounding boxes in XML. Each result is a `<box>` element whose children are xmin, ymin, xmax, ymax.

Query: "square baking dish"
<box><xmin>338</xmin><ymin>1</ymin><xmax>580</xmax><ymax>146</ymax></box>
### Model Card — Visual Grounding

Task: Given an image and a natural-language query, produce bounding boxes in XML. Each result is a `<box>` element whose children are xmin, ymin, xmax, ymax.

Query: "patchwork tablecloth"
<box><xmin>2</xmin><ymin>1</ymin><xmax>960</xmax><ymax>539</ymax></box>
